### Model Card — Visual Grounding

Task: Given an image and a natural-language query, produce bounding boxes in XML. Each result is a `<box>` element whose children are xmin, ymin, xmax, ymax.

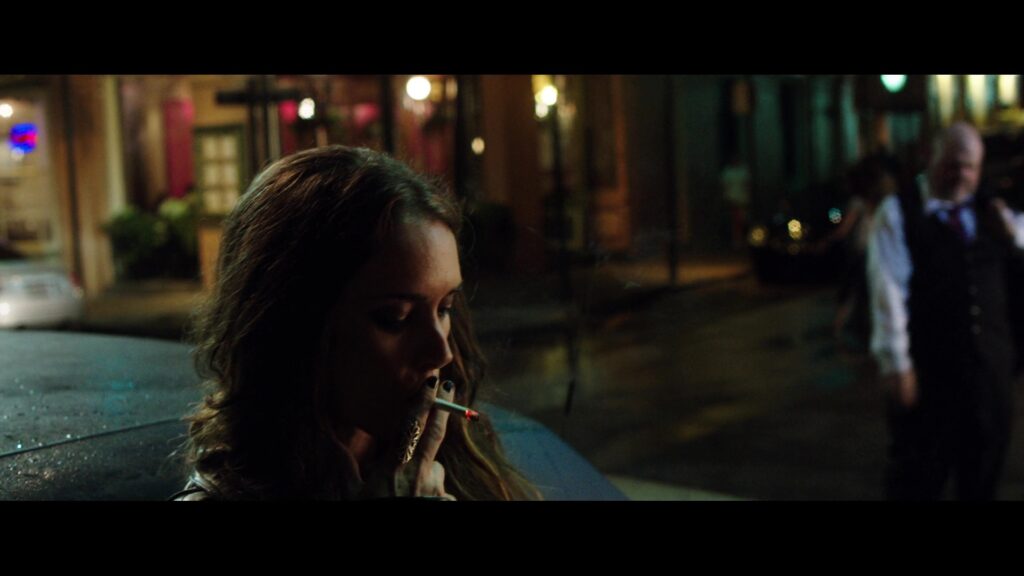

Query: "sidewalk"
<box><xmin>470</xmin><ymin>254</ymin><xmax>751</xmax><ymax>340</ymax></box>
<box><xmin>607</xmin><ymin>475</ymin><xmax>744</xmax><ymax>501</ymax></box>
<box><xmin>80</xmin><ymin>279</ymin><xmax>205</xmax><ymax>341</ymax></box>
<box><xmin>80</xmin><ymin>254</ymin><xmax>752</xmax><ymax>343</ymax></box>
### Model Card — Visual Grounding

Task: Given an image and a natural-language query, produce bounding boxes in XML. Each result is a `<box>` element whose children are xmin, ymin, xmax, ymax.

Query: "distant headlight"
<box><xmin>787</xmin><ymin>219</ymin><xmax>803</xmax><ymax>241</ymax></box>
<box><xmin>748</xmin><ymin>226</ymin><xmax>768</xmax><ymax>247</ymax></box>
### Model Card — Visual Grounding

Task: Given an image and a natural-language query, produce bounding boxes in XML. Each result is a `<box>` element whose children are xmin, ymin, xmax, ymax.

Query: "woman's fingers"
<box><xmin>390</xmin><ymin>377</ymin><xmax>460</xmax><ymax>499</ymax></box>
<box><xmin>416</xmin><ymin>379</ymin><xmax>455</xmax><ymax>466</ymax></box>
<box><xmin>395</xmin><ymin>376</ymin><xmax>438</xmax><ymax>468</ymax></box>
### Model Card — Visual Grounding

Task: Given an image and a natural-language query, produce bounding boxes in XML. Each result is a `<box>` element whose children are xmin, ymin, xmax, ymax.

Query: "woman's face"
<box><xmin>326</xmin><ymin>217</ymin><xmax>463</xmax><ymax>445</ymax></box>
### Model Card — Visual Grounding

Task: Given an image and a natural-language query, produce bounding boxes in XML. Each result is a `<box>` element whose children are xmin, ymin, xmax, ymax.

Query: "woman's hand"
<box><xmin>359</xmin><ymin>376</ymin><xmax>457</xmax><ymax>500</ymax></box>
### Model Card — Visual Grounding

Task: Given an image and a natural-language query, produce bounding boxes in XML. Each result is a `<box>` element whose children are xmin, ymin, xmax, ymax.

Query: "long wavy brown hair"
<box><xmin>184</xmin><ymin>145</ymin><xmax>539</xmax><ymax>500</ymax></box>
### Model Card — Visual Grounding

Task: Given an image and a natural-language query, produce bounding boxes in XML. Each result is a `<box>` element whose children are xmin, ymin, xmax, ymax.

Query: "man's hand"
<box><xmin>982</xmin><ymin>197</ymin><xmax>1018</xmax><ymax>246</ymax></box>
<box><xmin>882</xmin><ymin>369</ymin><xmax>918</xmax><ymax>408</ymax></box>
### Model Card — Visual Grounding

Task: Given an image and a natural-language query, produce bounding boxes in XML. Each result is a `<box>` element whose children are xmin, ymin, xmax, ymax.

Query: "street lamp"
<box><xmin>298</xmin><ymin>98</ymin><xmax>315</xmax><ymax>120</ymax></box>
<box><xmin>881</xmin><ymin>75</ymin><xmax>907</xmax><ymax>93</ymax></box>
<box><xmin>406</xmin><ymin>76</ymin><xmax>432</xmax><ymax>101</ymax></box>
<box><xmin>539</xmin><ymin>85</ymin><xmax>559</xmax><ymax>106</ymax></box>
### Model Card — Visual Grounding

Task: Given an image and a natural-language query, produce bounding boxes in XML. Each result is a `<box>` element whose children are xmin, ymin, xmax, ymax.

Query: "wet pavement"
<box><xmin>20</xmin><ymin>255</ymin><xmax>1024</xmax><ymax>499</ymax></box>
<box><xmin>479</xmin><ymin>276</ymin><xmax>1024</xmax><ymax>500</ymax></box>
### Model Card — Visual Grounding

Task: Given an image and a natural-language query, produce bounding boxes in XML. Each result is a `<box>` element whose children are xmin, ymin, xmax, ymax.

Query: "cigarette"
<box><xmin>433</xmin><ymin>396</ymin><xmax>480</xmax><ymax>422</ymax></box>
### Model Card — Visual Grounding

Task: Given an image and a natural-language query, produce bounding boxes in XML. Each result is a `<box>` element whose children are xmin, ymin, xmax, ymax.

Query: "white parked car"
<box><xmin>0</xmin><ymin>242</ymin><xmax>84</xmax><ymax>329</ymax></box>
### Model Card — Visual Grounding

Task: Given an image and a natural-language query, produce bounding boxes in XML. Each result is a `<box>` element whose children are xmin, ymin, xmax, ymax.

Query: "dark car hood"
<box><xmin>0</xmin><ymin>331</ymin><xmax>623</xmax><ymax>500</ymax></box>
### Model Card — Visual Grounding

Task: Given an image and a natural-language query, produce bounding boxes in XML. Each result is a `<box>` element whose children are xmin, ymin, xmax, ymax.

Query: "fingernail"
<box><xmin>426</xmin><ymin>376</ymin><xmax>439</xmax><ymax>389</ymax></box>
<box><xmin>442</xmin><ymin>379</ymin><xmax>454</xmax><ymax>392</ymax></box>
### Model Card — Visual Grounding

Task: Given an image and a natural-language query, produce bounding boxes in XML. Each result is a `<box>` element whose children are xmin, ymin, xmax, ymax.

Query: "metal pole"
<box><xmin>246</xmin><ymin>77</ymin><xmax>260</xmax><ymax>181</ymax></box>
<box><xmin>453</xmin><ymin>75</ymin><xmax>468</xmax><ymax>200</ymax></box>
<box><xmin>261</xmin><ymin>76</ymin><xmax>272</xmax><ymax>168</ymax></box>
<box><xmin>550</xmin><ymin>96</ymin><xmax>571</xmax><ymax>302</ymax></box>
<box><xmin>60</xmin><ymin>75</ymin><xmax>84</xmax><ymax>288</ymax></box>
<box><xmin>665</xmin><ymin>75</ymin><xmax>679</xmax><ymax>287</ymax></box>
<box><xmin>379</xmin><ymin>75</ymin><xmax>395</xmax><ymax>155</ymax></box>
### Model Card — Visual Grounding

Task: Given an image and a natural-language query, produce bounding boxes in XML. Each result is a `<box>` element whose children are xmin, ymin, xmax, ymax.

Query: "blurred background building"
<box><xmin>1</xmin><ymin>74</ymin><xmax>1018</xmax><ymax>301</ymax></box>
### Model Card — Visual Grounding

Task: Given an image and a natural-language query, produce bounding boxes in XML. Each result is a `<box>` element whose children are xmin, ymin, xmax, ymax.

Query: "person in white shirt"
<box><xmin>868</xmin><ymin>122</ymin><xmax>1024</xmax><ymax>500</ymax></box>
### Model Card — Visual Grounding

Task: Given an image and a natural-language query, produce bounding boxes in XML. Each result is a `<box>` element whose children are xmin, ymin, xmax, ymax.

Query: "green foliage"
<box><xmin>104</xmin><ymin>193</ymin><xmax>201</xmax><ymax>280</ymax></box>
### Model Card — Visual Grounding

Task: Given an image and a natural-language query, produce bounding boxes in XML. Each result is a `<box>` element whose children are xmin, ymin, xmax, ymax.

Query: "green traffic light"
<box><xmin>881</xmin><ymin>75</ymin><xmax>907</xmax><ymax>93</ymax></box>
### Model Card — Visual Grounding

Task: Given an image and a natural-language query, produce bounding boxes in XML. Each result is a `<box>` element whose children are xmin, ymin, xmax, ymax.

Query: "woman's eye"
<box><xmin>439</xmin><ymin>302</ymin><xmax>455</xmax><ymax>318</ymax></box>
<box><xmin>370</xmin><ymin>309</ymin><xmax>408</xmax><ymax>331</ymax></box>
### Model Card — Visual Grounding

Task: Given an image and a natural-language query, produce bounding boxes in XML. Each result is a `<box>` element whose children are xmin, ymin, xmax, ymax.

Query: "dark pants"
<box><xmin>885</xmin><ymin>365</ymin><xmax>1014</xmax><ymax>501</ymax></box>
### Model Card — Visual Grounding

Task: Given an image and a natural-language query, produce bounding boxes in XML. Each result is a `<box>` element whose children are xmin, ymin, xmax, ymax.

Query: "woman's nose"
<box><xmin>417</xmin><ymin>318</ymin><xmax>454</xmax><ymax>372</ymax></box>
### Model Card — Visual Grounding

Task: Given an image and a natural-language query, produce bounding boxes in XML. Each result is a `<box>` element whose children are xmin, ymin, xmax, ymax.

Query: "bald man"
<box><xmin>868</xmin><ymin>122</ymin><xmax>1024</xmax><ymax>500</ymax></box>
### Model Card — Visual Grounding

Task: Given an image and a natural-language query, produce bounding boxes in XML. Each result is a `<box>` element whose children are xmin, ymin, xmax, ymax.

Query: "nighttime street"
<box><xmin>479</xmin><ymin>275</ymin><xmax>1024</xmax><ymax>501</ymax></box>
<box><xmin>63</xmin><ymin>267</ymin><xmax>1024</xmax><ymax>500</ymax></box>
<box><xmin>4</xmin><ymin>74</ymin><xmax>1024</xmax><ymax>501</ymax></box>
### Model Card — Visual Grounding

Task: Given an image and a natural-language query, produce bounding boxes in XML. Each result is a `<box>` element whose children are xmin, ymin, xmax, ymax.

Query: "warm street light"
<box><xmin>298</xmin><ymin>98</ymin><xmax>316</xmax><ymax>120</ymax></box>
<box><xmin>406</xmin><ymin>76</ymin><xmax>432</xmax><ymax>101</ymax></box>
<box><xmin>539</xmin><ymin>85</ymin><xmax>559</xmax><ymax>106</ymax></box>
<box><xmin>787</xmin><ymin>219</ymin><xmax>803</xmax><ymax>241</ymax></box>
